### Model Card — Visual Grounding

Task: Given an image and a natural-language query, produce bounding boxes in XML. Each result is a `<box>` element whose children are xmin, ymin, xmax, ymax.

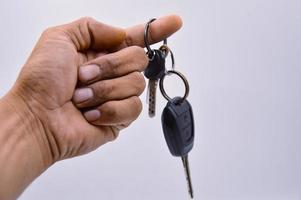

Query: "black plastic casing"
<box><xmin>144</xmin><ymin>49</ymin><xmax>166</xmax><ymax>79</ymax></box>
<box><xmin>161</xmin><ymin>97</ymin><xmax>194</xmax><ymax>157</ymax></box>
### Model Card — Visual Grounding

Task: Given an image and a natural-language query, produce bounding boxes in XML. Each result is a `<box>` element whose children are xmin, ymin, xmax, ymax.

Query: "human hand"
<box><xmin>6</xmin><ymin>15</ymin><xmax>183</xmax><ymax>166</ymax></box>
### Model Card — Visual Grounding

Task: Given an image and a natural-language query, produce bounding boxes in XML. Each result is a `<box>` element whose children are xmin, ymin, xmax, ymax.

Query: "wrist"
<box><xmin>0</xmin><ymin>90</ymin><xmax>53</xmax><ymax>199</ymax></box>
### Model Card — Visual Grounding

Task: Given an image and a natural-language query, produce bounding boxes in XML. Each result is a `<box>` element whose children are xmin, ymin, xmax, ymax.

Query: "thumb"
<box><xmin>50</xmin><ymin>17</ymin><xmax>126</xmax><ymax>51</ymax></box>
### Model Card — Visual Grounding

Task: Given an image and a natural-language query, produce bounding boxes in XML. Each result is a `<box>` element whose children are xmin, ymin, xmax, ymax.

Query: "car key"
<box><xmin>144</xmin><ymin>18</ymin><xmax>170</xmax><ymax>118</ymax></box>
<box><xmin>144</xmin><ymin>49</ymin><xmax>166</xmax><ymax>117</ymax></box>
<box><xmin>161</xmin><ymin>97</ymin><xmax>195</xmax><ymax>199</ymax></box>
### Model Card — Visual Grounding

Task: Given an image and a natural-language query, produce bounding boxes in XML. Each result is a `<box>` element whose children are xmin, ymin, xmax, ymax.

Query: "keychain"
<box><xmin>144</xmin><ymin>18</ymin><xmax>195</xmax><ymax>199</ymax></box>
<box><xmin>144</xmin><ymin>18</ymin><xmax>175</xmax><ymax>117</ymax></box>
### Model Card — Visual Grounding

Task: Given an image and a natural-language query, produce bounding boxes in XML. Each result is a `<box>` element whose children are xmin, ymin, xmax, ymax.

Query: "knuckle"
<box><xmin>131</xmin><ymin>72</ymin><xmax>146</xmax><ymax>94</ymax></box>
<box><xmin>109</xmin><ymin>126</ymin><xmax>119</xmax><ymax>141</ymax></box>
<box><xmin>42</xmin><ymin>27</ymin><xmax>57</xmax><ymax>37</ymax></box>
<box><xmin>129</xmin><ymin>45</ymin><xmax>145</xmax><ymax>55</ymax></box>
<box><xmin>101</xmin><ymin>55</ymin><xmax>120</xmax><ymax>76</ymax></box>
<box><xmin>93</xmin><ymin>81</ymin><xmax>112</xmax><ymax>100</ymax></box>
<box><xmin>124</xmin><ymin>35</ymin><xmax>134</xmax><ymax>47</ymax></box>
<box><xmin>120</xmin><ymin>122</ymin><xmax>131</xmax><ymax>129</ymax></box>
<box><xmin>130</xmin><ymin>96</ymin><xmax>142</xmax><ymax>118</ymax></box>
<box><xmin>131</xmin><ymin>71</ymin><xmax>144</xmax><ymax>82</ymax></box>
<box><xmin>78</xmin><ymin>16</ymin><xmax>95</xmax><ymax>24</ymax></box>
<box><xmin>105</xmin><ymin>102</ymin><xmax>118</xmax><ymax>118</ymax></box>
<box><xmin>129</xmin><ymin>46</ymin><xmax>148</xmax><ymax>71</ymax></box>
<box><xmin>139</xmin><ymin>52</ymin><xmax>149</xmax><ymax>70</ymax></box>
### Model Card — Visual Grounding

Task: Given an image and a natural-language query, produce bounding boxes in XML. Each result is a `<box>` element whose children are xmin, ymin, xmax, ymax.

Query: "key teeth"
<box><xmin>148</xmin><ymin>113</ymin><xmax>155</xmax><ymax>118</ymax></box>
<box><xmin>148</xmin><ymin>95</ymin><xmax>156</xmax><ymax>118</ymax></box>
<box><xmin>147</xmin><ymin>79</ymin><xmax>158</xmax><ymax>118</ymax></box>
<box><xmin>148</xmin><ymin>104</ymin><xmax>155</xmax><ymax>117</ymax></box>
<box><xmin>148</xmin><ymin>107</ymin><xmax>155</xmax><ymax>118</ymax></box>
<box><xmin>182</xmin><ymin>155</ymin><xmax>194</xmax><ymax>199</ymax></box>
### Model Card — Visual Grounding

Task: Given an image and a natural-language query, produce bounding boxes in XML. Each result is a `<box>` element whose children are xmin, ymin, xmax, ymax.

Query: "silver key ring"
<box><xmin>159</xmin><ymin>44</ymin><xmax>175</xmax><ymax>70</ymax></box>
<box><xmin>159</xmin><ymin>70</ymin><xmax>190</xmax><ymax>104</ymax></box>
<box><xmin>144</xmin><ymin>18</ymin><xmax>167</xmax><ymax>59</ymax></box>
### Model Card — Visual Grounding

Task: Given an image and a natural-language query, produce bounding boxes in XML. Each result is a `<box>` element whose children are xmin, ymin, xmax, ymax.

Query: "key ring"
<box><xmin>159</xmin><ymin>70</ymin><xmax>190</xmax><ymax>104</ymax></box>
<box><xmin>144</xmin><ymin>18</ymin><xmax>167</xmax><ymax>60</ymax></box>
<box><xmin>159</xmin><ymin>44</ymin><xmax>175</xmax><ymax>70</ymax></box>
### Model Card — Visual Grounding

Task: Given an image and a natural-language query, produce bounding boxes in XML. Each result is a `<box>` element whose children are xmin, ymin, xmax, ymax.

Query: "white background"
<box><xmin>0</xmin><ymin>0</ymin><xmax>300</xmax><ymax>200</ymax></box>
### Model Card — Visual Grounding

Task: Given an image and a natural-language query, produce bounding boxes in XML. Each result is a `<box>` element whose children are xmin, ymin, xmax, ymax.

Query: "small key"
<box><xmin>144</xmin><ymin>49</ymin><xmax>166</xmax><ymax>117</ymax></box>
<box><xmin>161</xmin><ymin>97</ymin><xmax>195</xmax><ymax>198</ymax></box>
<box><xmin>147</xmin><ymin>79</ymin><xmax>158</xmax><ymax>117</ymax></box>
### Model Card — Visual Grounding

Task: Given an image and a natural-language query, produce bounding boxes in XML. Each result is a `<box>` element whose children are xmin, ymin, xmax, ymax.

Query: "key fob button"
<box><xmin>182</xmin><ymin>125</ymin><xmax>192</xmax><ymax>141</ymax></box>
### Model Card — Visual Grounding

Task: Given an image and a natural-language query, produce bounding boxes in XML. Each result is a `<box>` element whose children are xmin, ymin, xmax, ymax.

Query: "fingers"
<box><xmin>45</xmin><ymin>17</ymin><xmax>126</xmax><ymax>51</ymax></box>
<box><xmin>78</xmin><ymin>46</ymin><xmax>148</xmax><ymax>84</ymax></box>
<box><xmin>73</xmin><ymin>71</ymin><xmax>146</xmax><ymax>108</ymax></box>
<box><xmin>118</xmin><ymin>14</ymin><xmax>183</xmax><ymax>49</ymax></box>
<box><xmin>74</xmin><ymin>45</ymin><xmax>147</xmax><ymax>129</ymax></box>
<box><xmin>83</xmin><ymin>96</ymin><xmax>142</xmax><ymax>126</ymax></box>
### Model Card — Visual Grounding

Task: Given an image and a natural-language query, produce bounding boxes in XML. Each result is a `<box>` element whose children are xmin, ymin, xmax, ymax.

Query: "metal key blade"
<box><xmin>147</xmin><ymin>79</ymin><xmax>158</xmax><ymax>117</ymax></box>
<box><xmin>181</xmin><ymin>155</ymin><xmax>194</xmax><ymax>199</ymax></box>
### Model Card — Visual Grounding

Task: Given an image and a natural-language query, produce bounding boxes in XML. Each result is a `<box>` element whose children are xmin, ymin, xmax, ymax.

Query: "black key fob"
<box><xmin>144</xmin><ymin>49</ymin><xmax>166</xmax><ymax>79</ymax></box>
<box><xmin>161</xmin><ymin>97</ymin><xmax>194</xmax><ymax>157</ymax></box>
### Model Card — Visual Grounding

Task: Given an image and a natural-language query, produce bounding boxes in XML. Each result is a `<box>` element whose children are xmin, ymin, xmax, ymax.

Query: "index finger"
<box><xmin>117</xmin><ymin>14</ymin><xmax>183</xmax><ymax>49</ymax></box>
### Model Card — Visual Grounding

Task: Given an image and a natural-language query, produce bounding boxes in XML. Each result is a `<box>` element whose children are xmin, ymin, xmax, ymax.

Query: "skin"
<box><xmin>0</xmin><ymin>15</ymin><xmax>182</xmax><ymax>199</ymax></box>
